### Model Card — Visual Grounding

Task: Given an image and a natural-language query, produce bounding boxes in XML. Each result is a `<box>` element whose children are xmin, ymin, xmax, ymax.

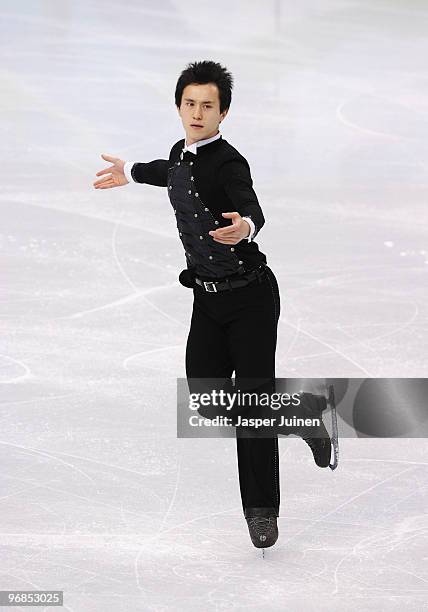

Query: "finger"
<box><xmin>215</xmin><ymin>226</ymin><xmax>236</xmax><ymax>234</ymax></box>
<box><xmin>209</xmin><ymin>226</ymin><xmax>235</xmax><ymax>235</ymax></box>
<box><xmin>95</xmin><ymin>181</ymin><xmax>114</xmax><ymax>189</ymax></box>
<box><xmin>211</xmin><ymin>236</ymin><xmax>238</xmax><ymax>244</ymax></box>
<box><xmin>95</xmin><ymin>167</ymin><xmax>114</xmax><ymax>177</ymax></box>
<box><xmin>210</xmin><ymin>230</ymin><xmax>239</xmax><ymax>240</ymax></box>
<box><xmin>101</xmin><ymin>153</ymin><xmax>117</xmax><ymax>163</ymax></box>
<box><xmin>93</xmin><ymin>175</ymin><xmax>112</xmax><ymax>186</ymax></box>
<box><xmin>94</xmin><ymin>180</ymin><xmax>114</xmax><ymax>189</ymax></box>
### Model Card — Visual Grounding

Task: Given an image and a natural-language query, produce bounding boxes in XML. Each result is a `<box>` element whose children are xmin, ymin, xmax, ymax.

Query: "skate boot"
<box><xmin>294</xmin><ymin>385</ymin><xmax>339</xmax><ymax>470</ymax></box>
<box><xmin>244</xmin><ymin>507</ymin><xmax>278</xmax><ymax>549</ymax></box>
<box><xmin>299</xmin><ymin>421</ymin><xmax>332</xmax><ymax>468</ymax></box>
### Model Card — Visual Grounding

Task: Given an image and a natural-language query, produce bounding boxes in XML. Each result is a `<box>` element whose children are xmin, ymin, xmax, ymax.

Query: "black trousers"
<box><xmin>185</xmin><ymin>265</ymin><xmax>281</xmax><ymax>516</ymax></box>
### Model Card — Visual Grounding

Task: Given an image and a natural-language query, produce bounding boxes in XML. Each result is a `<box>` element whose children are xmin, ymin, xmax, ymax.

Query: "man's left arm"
<box><xmin>217</xmin><ymin>159</ymin><xmax>265</xmax><ymax>242</ymax></box>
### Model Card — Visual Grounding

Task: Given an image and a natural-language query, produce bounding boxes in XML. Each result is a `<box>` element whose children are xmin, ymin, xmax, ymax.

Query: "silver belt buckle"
<box><xmin>203</xmin><ymin>280</ymin><xmax>217</xmax><ymax>293</ymax></box>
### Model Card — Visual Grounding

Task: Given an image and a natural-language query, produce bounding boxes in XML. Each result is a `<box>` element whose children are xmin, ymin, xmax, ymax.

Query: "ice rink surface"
<box><xmin>1</xmin><ymin>0</ymin><xmax>427</xmax><ymax>610</ymax></box>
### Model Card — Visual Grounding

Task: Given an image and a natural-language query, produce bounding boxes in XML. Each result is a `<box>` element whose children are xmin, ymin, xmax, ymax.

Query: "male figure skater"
<box><xmin>93</xmin><ymin>60</ymin><xmax>337</xmax><ymax>550</ymax></box>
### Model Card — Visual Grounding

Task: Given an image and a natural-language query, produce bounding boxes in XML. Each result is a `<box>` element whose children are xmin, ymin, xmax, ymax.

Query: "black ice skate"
<box><xmin>245</xmin><ymin>508</ymin><xmax>278</xmax><ymax>551</ymax></box>
<box><xmin>294</xmin><ymin>384</ymin><xmax>339</xmax><ymax>470</ymax></box>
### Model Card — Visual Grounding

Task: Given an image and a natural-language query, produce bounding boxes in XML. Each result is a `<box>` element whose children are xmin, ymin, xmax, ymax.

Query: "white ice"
<box><xmin>1</xmin><ymin>0</ymin><xmax>427</xmax><ymax>610</ymax></box>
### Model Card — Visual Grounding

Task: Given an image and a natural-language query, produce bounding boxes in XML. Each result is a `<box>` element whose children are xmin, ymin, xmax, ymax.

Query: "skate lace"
<box><xmin>247</xmin><ymin>516</ymin><xmax>275</xmax><ymax>536</ymax></box>
<box><xmin>303</xmin><ymin>434</ymin><xmax>328</xmax><ymax>447</ymax></box>
<box><xmin>303</xmin><ymin>436</ymin><xmax>329</xmax><ymax>453</ymax></box>
<box><xmin>303</xmin><ymin>437</ymin><xmax>317</xmax><ymax>450</ymax></box>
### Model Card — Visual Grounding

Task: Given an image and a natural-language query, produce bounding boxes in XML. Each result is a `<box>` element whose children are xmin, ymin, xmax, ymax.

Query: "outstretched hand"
<box><xmin>209</xmin><ymin>212</ymin><xmax>250</xmax><ymax>245</ymax></box>
<box><xmin>93</xmin><ymin>154</ymin><xmax>129</xmax><ymax>189</ymax></box>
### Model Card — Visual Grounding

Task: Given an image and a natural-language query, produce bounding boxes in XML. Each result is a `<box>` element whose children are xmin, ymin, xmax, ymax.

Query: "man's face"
<box><xmin>177</xmin><ymin>82</ymin><xmax>228</xmax><ymax>145</ymax></box>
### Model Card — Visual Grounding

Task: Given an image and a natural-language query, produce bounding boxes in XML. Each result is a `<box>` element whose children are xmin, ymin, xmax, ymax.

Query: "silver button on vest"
<box><xmin>167</xmin><ymin>157</ymin><xmax>246</xmax><ymax>278</ymax></box>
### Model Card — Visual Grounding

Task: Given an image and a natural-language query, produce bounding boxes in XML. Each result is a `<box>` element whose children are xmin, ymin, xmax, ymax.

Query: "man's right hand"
<box><xmin>93</xmin><ymin>154</ymin><xmax>129</xmax><ymax>189</ymax></box>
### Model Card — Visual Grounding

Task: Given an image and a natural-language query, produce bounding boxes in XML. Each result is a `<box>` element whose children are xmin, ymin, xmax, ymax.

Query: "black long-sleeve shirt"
<box><xmin>130</xmin><ymin>136</ymin><xmax>267</xmax><ymax>270</ymax></box>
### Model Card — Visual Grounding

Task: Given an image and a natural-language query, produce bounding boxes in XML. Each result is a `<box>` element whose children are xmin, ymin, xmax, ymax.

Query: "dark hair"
<box><xmin>175</xmin><ymin>60</ymin><xmax>233</xmax><ymax>113</ymax></box>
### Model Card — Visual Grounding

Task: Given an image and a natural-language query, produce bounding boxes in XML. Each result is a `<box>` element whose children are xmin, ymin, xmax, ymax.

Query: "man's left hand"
<box><xmin>208</xmin><ymin>212</ymin><xmax>250</xmax><ymax>245</ymax></box>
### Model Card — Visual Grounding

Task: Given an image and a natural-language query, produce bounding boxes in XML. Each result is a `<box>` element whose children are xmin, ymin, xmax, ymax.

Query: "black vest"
<box><xmin>167</xmin><ymin>152</ymin><xmax>247</xmax><ymax>279</ymax></box>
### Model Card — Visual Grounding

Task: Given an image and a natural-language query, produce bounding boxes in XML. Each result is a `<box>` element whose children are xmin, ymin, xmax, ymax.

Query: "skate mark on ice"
<box><xmin>134</xmin><ymin>451</ymin><xmax>183</xmax><ymax>591</ymax></box>
<box><xmin>281</xmin><ymin>319</ymin><xmax>374</xmax><ymax>376</ymax></box>
<box><xmin>0</xmin><ymin>354</ymin><xmax>33</xmax><ymax>384</ymax></box>
<box><xmin>336</xmin><ymin>97</ymin><xmax>403</xmax><ymax>141</ymax></box>
<box><xmin>284</xmin><ymin>466</ymin><xmax>417</xmax><ymax>557</ymax></box>
<box><xmin>123</xmin><ymin>344</ymin><xmax>183</xmax><ymax>370</ymax></box>
<box><xmin>111</xmin><ymin>209</ymin><xmax>187</xmax><ymax>329</ymax></box>
<box><xmin>0</xmin><ymin>441</ymin><xmax>97</xmax><ymax>486</ymax></box>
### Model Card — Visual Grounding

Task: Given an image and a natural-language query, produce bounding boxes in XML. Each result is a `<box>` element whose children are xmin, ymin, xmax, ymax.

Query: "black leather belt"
<box><xmin>195</xmin><ymin>264</ymin><xmax>267</xmax><ymax>293</ymax></box>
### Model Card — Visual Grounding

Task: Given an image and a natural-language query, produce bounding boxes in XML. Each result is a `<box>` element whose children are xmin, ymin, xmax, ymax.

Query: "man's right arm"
<box><xmin>94</xmin><ymin>144</ymin><xmax>179</xmax><ymax>190</ymax></box>
<box><xmin>125</xmin><ymin>159</ymin><xmax>169</xmax><ymax>187</ymax></box>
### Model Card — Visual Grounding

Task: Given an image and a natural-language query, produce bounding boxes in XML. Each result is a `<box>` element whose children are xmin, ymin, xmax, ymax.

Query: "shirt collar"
<box><xmin>182</xmin><ymin>131</ymin><xmax>222</xmax><ymax>155</ymax></box>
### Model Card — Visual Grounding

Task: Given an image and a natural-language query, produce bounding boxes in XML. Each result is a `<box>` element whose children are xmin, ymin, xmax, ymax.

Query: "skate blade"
<box><xmin>327</xmin><ymin>385</ymin><xmax>339</xmax><ymax>470</ymax></box>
